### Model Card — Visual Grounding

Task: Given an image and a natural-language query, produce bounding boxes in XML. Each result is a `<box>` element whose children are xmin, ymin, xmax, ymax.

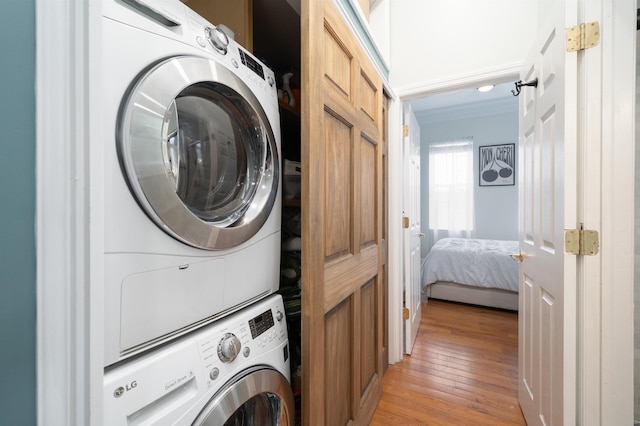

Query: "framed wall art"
<box><xmin>479</xmin><ymin>143</ymin><xmax>515</xmax><ymax>186</ymax></box>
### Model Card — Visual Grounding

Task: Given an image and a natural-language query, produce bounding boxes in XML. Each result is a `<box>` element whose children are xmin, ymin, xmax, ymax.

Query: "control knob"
<box><xmin>205</xmin><ymin>26</ymin><xmax>229</xmax><ymax>54</ymax></box>
<box><xmin>217</xmin><ymin>333</ymin><xmax>241</xmax><ymax>363</ymax></box>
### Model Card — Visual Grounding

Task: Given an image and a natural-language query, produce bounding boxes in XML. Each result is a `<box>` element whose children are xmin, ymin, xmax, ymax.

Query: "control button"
<box><xmin>231</xmin><ymin>58</ymin><xmax>239</xmax><ymax>68</ymax></box>
<box><xmin>243</xmin><ymin>346</ymin><xmax>250</xmax><ymax>357</ymax></box>
<box><xmin>210</xmin><ymin>367</ymin><xmax>219</xmax><ymax>380</ymax></box>
<box><xmin>275</xmin><ymin>310</ymin><xmax>284</xmax><ymax>322</ymax></box>
<box><xmin>196</xmin><ymin>36</ymin><xmax>206</xmax><ymax>48</ymax></box>
<box><xmin>205</xmin><ymin>26</ymin><xmax>229</xmax><ymax>54</ymax></box>
<box><xmin>217</xmin><ymin>333</ymin><xmax>241</xmax><ymax>363</ymax></box>
<box><xmin>267</xmin><ymin>76</ymin><xmax>275</xmax><ymax>87</ymax></box>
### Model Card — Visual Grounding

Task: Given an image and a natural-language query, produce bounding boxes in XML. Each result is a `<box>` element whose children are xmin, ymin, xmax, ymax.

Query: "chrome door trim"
<box><xmin>118</xmin><ymin>55</ymin><xmax>279</xmax><ymax>250</ymax></box>
<box><xmin>193</xmin><ymin>366</ymin><xmax>295</xmax><ymax>426</ymax></box>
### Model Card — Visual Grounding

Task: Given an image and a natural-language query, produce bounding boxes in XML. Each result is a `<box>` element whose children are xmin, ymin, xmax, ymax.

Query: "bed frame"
<box><xmin>426</xmin><ymin>281</ymin><xmax>519</xmax><ymax>311</ymax></box>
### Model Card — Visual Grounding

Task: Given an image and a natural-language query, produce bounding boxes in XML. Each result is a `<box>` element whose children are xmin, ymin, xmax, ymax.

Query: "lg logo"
<box><xmin>113</xmin><ymin>380</ymin><xmax>138</xmax><ymax>398</ymax></box>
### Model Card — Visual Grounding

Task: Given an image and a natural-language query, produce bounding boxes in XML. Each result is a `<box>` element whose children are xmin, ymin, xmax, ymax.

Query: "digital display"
<box><xmin>239</xmin><ymin>50</ymin><xmax>265</xmax><ymax>80</ymax></box>
<box><xmin>248</xmin><ymin>309</ymin><xmax>274</xmax><ymax>339</ymax></box>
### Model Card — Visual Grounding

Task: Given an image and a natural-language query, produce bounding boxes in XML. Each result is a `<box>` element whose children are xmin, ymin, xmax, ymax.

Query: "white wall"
<box><xmin>634</xmin><ymin>25</ymin><xmax>640</xmax><ymax>424</ymax></box>
<box><xmin>369</xmin><ymin>0</ymin><xmax>391</xmax><ymax>66</ymax></box>
<box><xmin>418</xmin><ymin>108</ymin><xmax>519</xmax><ymax>257</ymax></box>
<box><xmin>389</xmin><ymin>0</ymin><xmax>540</xmax><ymax>89</ymax></box>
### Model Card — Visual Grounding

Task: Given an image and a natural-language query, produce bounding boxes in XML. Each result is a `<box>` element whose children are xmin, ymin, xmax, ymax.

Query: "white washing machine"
<box><xmin>103</xmin><ymin>294</ymin><xmax>295</xmax><ymax>425</ymax></box>
<box><xmin>101</xmin><ymin>0</ymin><xmax>281</xmax><ymax>366</ymax></box>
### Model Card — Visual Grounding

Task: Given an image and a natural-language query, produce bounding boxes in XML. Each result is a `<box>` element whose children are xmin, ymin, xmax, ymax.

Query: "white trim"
<box><xmin>597</xmin><ymin>0</ymin><xmax>635</xmax><ymax>423</ymax></box>
<box><xmin>394</xmin><ymin>62</ymin><xmax>522</xmax><ymax>100</ymax></box>
<box><xmin>578</xmin><ymin>0</ymin><xmax>603</xmax><ymax>421</ymax></box>
<box><xmin>36</xmin><ymin>1</ymin><xmax>102</xmax><ymax>425</ymax></box>
<box><xmin>386</xmin><ymin>95</ymin><xmax>404</xmax><ymax>364</ymax></box>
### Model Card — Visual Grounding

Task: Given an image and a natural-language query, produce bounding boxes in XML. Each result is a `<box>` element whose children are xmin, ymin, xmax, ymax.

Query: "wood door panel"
<box><xmin>325</xmin><ymin>299</ymin><xmax>353</xmax><ymax>426</ymax></box>
<box><xmin>522</xmin><ymin>127</ymin><xmax>535</xmax><ymax>244</ymax></box>
<box><xmin>303</xmin><ymin>0</ymin><xmax>384</xmax><ymax>423</ymax></box>
<box><xmin>359</xmin><ymin>134</ymin><xmax>377</xmax><ymax>247</ymax></box>
<box><xmin>521</xmin><ymin>276</ymin><xmax>535</xmax><ymax>399</ymax></box>
<box><xmin>540</xmin><ymin>288</ymin><xmax>555</xmax><ymax>424</ymax></box>
<box><xmin>324</xmin><ymin>245</ymin><xmax>378</xmax><ymax>313</ymax></box>
<box><xmin>359</xmin><ymin>279</ymin><xmax>377</xmax><ymax>395</ymax></box>
<box><xmin>324</xmin><ymin>111</ymin><xmax>352</xmax><ymax>259</ymax></box>
<box><xmin>323</xmin><ymin>26</ymin><xmax>352</xmax><ymax>100</ymax></box>
<box><xmin>357</xmin><ymin>70</ymin><xmax>378</xmax><ymax>123</ymax></box>
<box><xmin>540</xmin><ymin>108</ymin><xmax>557</xmax><ymax>251</ymax></box>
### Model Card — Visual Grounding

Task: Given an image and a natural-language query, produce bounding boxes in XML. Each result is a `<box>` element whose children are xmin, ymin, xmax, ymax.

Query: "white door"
<box><xmin>518</xmin><ymin>2</ymin><xmax>578</xmax><ymax>424</ymax></box>
<box><xmin>403</xmin><ymin>104</ymin><xmax>422</xmax><ymax>355</ymax></box>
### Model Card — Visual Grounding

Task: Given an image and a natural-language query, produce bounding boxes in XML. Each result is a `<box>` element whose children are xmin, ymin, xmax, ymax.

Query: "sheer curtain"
<box><xmin>428</xmin><ymin>138</ymin><xmax>475</xmax><ymax>248</ymax></box>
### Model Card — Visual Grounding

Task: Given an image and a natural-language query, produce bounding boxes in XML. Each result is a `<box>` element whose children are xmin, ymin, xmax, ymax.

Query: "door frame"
<box><xmin>589</xmin><ymin>0</ymin><xmax>635</xmax><ymax>422</ymax></box>
<box><xmin>391</xmin><ymin>65</ymin><xmax>520</xmax><ymax>363</ymax></box>
<box><xmin>36</xmin><ymin>0</ymin><xmax>103</xmax><ymax>425</ymax></box>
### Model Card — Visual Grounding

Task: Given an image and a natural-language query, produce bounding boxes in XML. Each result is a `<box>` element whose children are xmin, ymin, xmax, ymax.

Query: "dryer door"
<box><xmin>118</xmin><ymin>55</ymin><xmax>279</xmax><ymax>250</ymax></box>
<box><xmin>193</xmin><ymin>367</ymin><xmax>295</xmax><ymax>426</ymax></box>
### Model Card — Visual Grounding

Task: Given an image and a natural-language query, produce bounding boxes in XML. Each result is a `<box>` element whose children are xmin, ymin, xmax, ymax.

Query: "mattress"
<box><xmin>421</xmin><ymin>238</ymin><xmax>519</xmax><ymax>292</ymax></box>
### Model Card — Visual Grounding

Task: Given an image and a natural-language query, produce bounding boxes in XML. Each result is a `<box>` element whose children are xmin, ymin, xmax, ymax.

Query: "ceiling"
<box><xmin>408</xmin><ymin>81</ymin><xmax>518</xmax><ymax>122</ymax></box>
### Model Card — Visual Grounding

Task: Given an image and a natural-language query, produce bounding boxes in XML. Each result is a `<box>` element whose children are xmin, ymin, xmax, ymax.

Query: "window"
<box><xmin>428</xmin><ymin>138</ymin><xmax>474</xmax><ymax>237</ymax></box>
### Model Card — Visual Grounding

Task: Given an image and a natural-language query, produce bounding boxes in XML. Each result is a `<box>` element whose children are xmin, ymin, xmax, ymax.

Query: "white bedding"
<box><xmin>421</xmin><ymin>238</ymin><xmax>519</xmax><ymax>292</ymax></box>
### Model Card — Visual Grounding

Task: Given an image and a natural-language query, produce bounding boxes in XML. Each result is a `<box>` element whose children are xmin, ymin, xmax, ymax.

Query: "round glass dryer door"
<box><xmin>193</xmin><ymin>368</ymin><xmax>295</xmax><ymax>426</ymax></box>
<box><xmin>118</xmin><ymin>56</ymin><xmax>279</xmax><ymax>250</ymax></box>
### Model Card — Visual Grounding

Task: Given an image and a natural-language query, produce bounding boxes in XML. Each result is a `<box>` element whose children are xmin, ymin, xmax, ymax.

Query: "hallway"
<box><xmin>370</xmin><ymin>300</ymin><xmax>525</xmax><ymax>425</ymax></box>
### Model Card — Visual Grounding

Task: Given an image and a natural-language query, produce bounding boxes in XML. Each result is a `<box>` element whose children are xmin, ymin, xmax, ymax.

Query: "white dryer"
<box><xmin>103</xmin><ymin>294</ymin><xmax>295</xmax><ymax>425</ymax></box>
<box><xmin>101</xmin><ymin>0</ymin><xmax>281</xmax><ymax>366</ymax></box>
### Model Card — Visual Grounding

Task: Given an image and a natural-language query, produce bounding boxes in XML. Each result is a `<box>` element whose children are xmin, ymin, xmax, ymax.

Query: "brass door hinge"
<box><xmin>565</xmin><ymin>226</ymin><xmax>599</xmax><ymax>255</ymax></box>
<box><xmin>403</xmin><ymin>307</ymin><xmax>410</xmax><ymax>320</ymax></box>
<box><xmin>566</xmin><ymin>22</ymin><xmax>600</xmax><ymax>52</ymax></box>
<box><xmin>402</xmin><ymin>216</ymin><xmax>409</xmax><ymax>229</ymax></box>
<box><xmin>403</xmin><ymin>125</ymin><xmax>409</xmax><ymax>137</ymax></box>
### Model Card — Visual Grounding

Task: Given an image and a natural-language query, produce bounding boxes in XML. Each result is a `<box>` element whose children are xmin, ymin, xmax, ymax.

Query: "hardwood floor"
<box><xmin>370</xmin><ymin>300</ymin><xmax>525</xmax><ymax>425</ymax></box>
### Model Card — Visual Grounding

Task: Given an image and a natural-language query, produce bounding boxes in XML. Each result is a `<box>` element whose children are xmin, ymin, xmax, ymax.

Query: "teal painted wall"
<box><xmin>0</xmin><ymin>1</ymin><xmax>37</xmax><ymax>424</ymax></box>
<box><xmin>336</xmin><ymin>0</ymin><xmax>389</xmax><ymax>79</ymax></box>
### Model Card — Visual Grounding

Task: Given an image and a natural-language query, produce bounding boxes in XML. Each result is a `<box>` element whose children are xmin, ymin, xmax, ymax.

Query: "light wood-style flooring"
<box><xmin>370</xmin><ymin>299</ymin><xmax>526</xmax><ymax>425</ymax></box>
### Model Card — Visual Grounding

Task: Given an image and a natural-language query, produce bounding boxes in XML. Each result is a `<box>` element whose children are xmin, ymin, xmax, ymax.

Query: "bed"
<box><xmin>421</xmin><ymin>238</ymin><xmax>519</xmax><ymax>311</ymax></box>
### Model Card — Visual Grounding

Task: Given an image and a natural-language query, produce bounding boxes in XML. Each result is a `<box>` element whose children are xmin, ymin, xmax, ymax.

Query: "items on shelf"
<box><xmin>282</xmin><ymin>72</ymin><xmax>296</xmax><ymax>108</ymax></box>
<box><xmin>283</xmin><ymin>159</ymin><xmax>301</xmax><ymax>200</ymax></box>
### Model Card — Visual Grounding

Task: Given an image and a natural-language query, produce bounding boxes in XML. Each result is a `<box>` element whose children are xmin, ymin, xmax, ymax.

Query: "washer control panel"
<box><xmin>249</xmin><ymin>308</ymin><xmax>275</xmax><ymax>339</ymax></box>
<box><xmin>238</xmin><ymin>50</ymin><xmax>265</xmax><ymax>80</ymax></box>
<box><xmin>196</xmin><ymin>296</ymin><xmax>288</xmax><ymax>388</ymax></box>
<box><xmin>103</xmin><ymin>295</ymin><xmax>289</xmax><ymax>425</ymax></box>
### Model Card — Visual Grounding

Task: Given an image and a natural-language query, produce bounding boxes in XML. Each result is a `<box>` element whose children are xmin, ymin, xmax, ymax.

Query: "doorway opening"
<box><xmin>405</xmin><ymin>80</ymin><xmax>519</xmax><ymax>265</ymax></box>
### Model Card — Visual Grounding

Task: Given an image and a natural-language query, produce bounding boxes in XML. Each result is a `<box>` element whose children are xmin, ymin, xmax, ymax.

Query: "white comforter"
<box><xmin>421</xmin><ymin>238</ymin><xmax>519</xmax><ymax>292</ymax></box>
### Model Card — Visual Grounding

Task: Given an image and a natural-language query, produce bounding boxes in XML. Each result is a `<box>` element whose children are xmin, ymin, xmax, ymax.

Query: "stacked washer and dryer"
<box><xmin>101</xmin><ymin>0</ymin><xmax>294</xmax><ymax>424</ymax></box>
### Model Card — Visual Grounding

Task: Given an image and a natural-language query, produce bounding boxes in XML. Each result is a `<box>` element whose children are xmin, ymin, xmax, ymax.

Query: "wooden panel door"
<box><xmin>301</xmin><ymin>0</ymin><xmax>385</xmax><ymax>424</ymax></box>
<box><xmin>518</xmin><ymin>2</ymin><xmax>578</xmax><ymax>424</ymax></box>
